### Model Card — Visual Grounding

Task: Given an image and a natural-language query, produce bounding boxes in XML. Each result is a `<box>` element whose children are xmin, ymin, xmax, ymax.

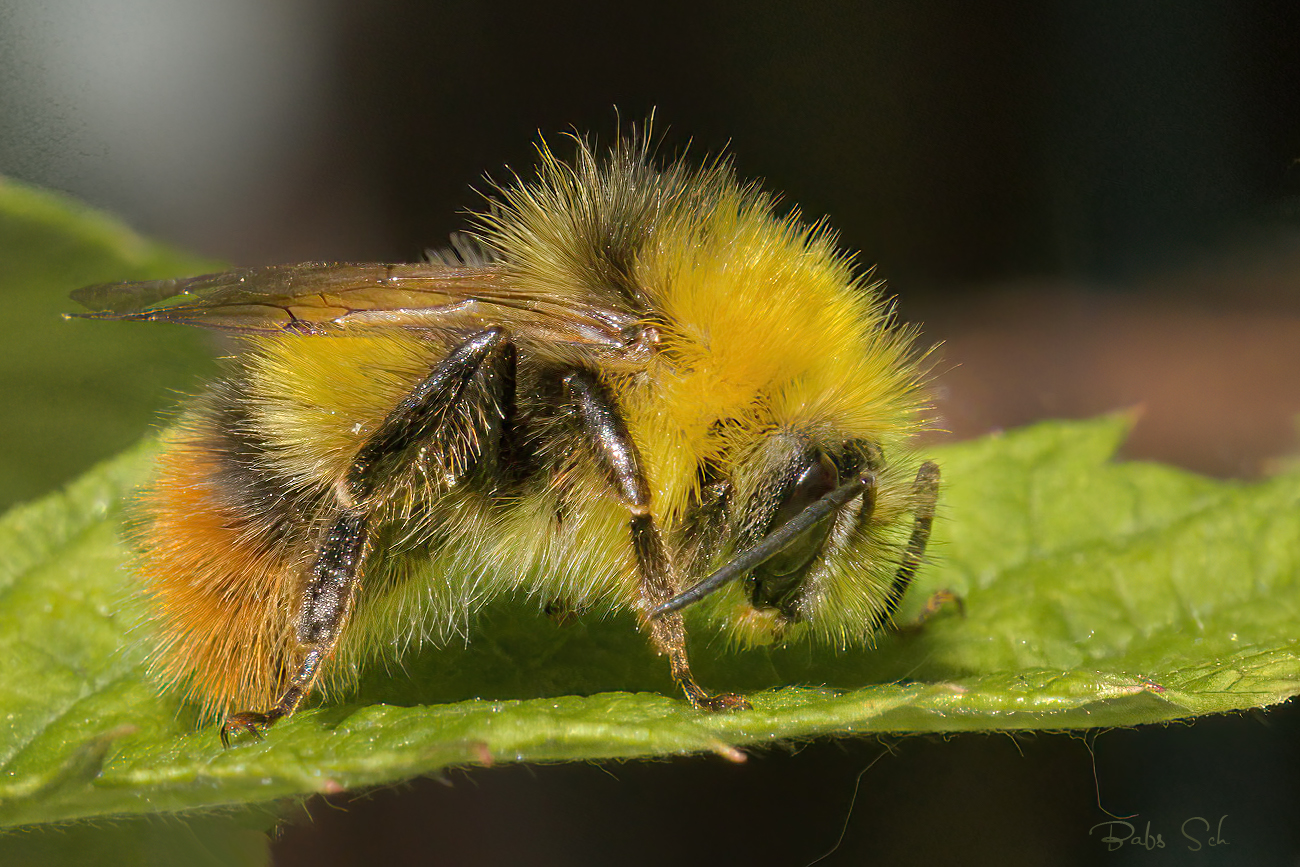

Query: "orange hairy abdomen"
<box><xmin>136</xmin><ymin>440</ymin><xmax>305</xmax><ymax>718</ymax></box>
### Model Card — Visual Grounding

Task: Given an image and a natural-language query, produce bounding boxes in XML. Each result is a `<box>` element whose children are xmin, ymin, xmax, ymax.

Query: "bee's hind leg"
<box><xmin>562</xmin><ymin>370</ymin><xmax>750</xmax><ymax>713</ymax></box>
<box><xmin>222</xmin><ymin>328</ymin><xmax>516</xmax><ymax>746</ymax></box>
<box><xmin>221</xmin><ymin>508</ymin><xmax>369</xmax><ymax>746</ymax></box>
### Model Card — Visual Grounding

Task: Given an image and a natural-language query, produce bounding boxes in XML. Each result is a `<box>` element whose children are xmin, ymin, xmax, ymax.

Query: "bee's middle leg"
<box><xmin>562</xmin><ymin>370</ymin><xmax>750</xmax><ymax>712</ymax></box>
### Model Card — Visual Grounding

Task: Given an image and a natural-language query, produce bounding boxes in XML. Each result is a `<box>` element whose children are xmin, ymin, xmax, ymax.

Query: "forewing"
<box><xmin>69</xmin><ymin>263</ymin><xmax>637</xmax><ymax>347</ymax></box>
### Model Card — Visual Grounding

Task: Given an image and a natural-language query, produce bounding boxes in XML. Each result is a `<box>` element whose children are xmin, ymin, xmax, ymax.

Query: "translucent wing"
<box><xmin>68</xmin><ymin>262</ymin><xmax>639</xmax><ymax>347</ymax></box>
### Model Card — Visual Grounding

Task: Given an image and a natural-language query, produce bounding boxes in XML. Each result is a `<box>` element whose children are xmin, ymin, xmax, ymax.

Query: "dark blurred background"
<box><xmin>4</xmin><ymin>1</ymin><xmax>1300</xmax><ymax>864</ymax></box>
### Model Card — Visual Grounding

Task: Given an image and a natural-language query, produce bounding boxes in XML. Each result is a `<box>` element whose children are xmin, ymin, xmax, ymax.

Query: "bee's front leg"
<box><xmin>868</xmin><ymin>460</ymin><xmax>943</xmax><ymax>632</ymax></box>
<box><xmin>563</xmin><ymin>371</ymin><xmax>750</xmax><ymax>713</ymax></box>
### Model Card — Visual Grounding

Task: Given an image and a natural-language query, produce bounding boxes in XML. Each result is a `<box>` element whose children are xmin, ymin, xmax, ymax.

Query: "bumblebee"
<box><xmin>70</xmin><ymin>131</ymin><xmax>939</xmax><ymax>745</ymax></box>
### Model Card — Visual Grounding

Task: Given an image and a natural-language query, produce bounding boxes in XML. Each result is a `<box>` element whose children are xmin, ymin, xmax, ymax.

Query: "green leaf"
<box><xmin>0</xmin><ymin>177</ymin><xmax>216</xmax><ymax>511</ymax></box>
<box><xmin>2</xmin><ymin>180</ymin><xmax>1299</xmax><ymax>831</ymax></box>
<box><xmin>4</xmin><ymin>414</ymin><xmax>1300</xmax><ymax>828</ymax></box>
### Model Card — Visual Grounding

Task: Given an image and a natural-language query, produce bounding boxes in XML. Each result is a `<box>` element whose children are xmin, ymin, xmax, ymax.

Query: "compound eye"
<box><xmin>750</xmin><ymin>451</ymin><xmax>840</xmax><ymax>615</ymax></box>
<box><xmin>769</xmin><ymin>452</ymin><xmax>839</xmax><ymax>539</ymax></box>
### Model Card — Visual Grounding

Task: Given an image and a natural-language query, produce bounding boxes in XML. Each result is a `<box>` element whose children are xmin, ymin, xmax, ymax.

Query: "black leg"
<box><xmin>221</xmin><ymin>509</ymin><xmax>368</xmax><ymax>746</ymax></box>
<box><xmin>221</xmin><ymin>328</ymin><xmax>515</xmax><ymax>745</ymax></box>
<box><xmin>564</xmin><ymin>371</ymin><xmax>749</xmax><ymax>712</ymax></box>
<box><xmin>344</xmin><ymin>328</ymin><xmax>512</xmax><ymax>502</ymax></box>
<box><xmin>868</xmin><ymin>460</ymin><xmax>941</xmax><ymax>632</ymax></box>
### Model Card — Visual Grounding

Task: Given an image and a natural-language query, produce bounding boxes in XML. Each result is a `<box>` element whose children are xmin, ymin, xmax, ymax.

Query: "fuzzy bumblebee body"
<box><xmin>72</xmin><ymin>134</ymin><xmax>938</xmax><ymax>742</ymax></box>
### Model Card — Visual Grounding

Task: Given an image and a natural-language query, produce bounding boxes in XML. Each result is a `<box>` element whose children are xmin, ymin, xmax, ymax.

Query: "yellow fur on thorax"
<box><xmin>624</xmin><ymin>184</ymin><xmax>925</xmax><ymax>526</ymax></box>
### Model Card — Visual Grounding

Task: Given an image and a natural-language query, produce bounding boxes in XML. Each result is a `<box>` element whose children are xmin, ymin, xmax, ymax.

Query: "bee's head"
<box><xmin>663</xmin><ymin>431</ymin><xmax>912</xmax><ymax>642</ymax></box>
